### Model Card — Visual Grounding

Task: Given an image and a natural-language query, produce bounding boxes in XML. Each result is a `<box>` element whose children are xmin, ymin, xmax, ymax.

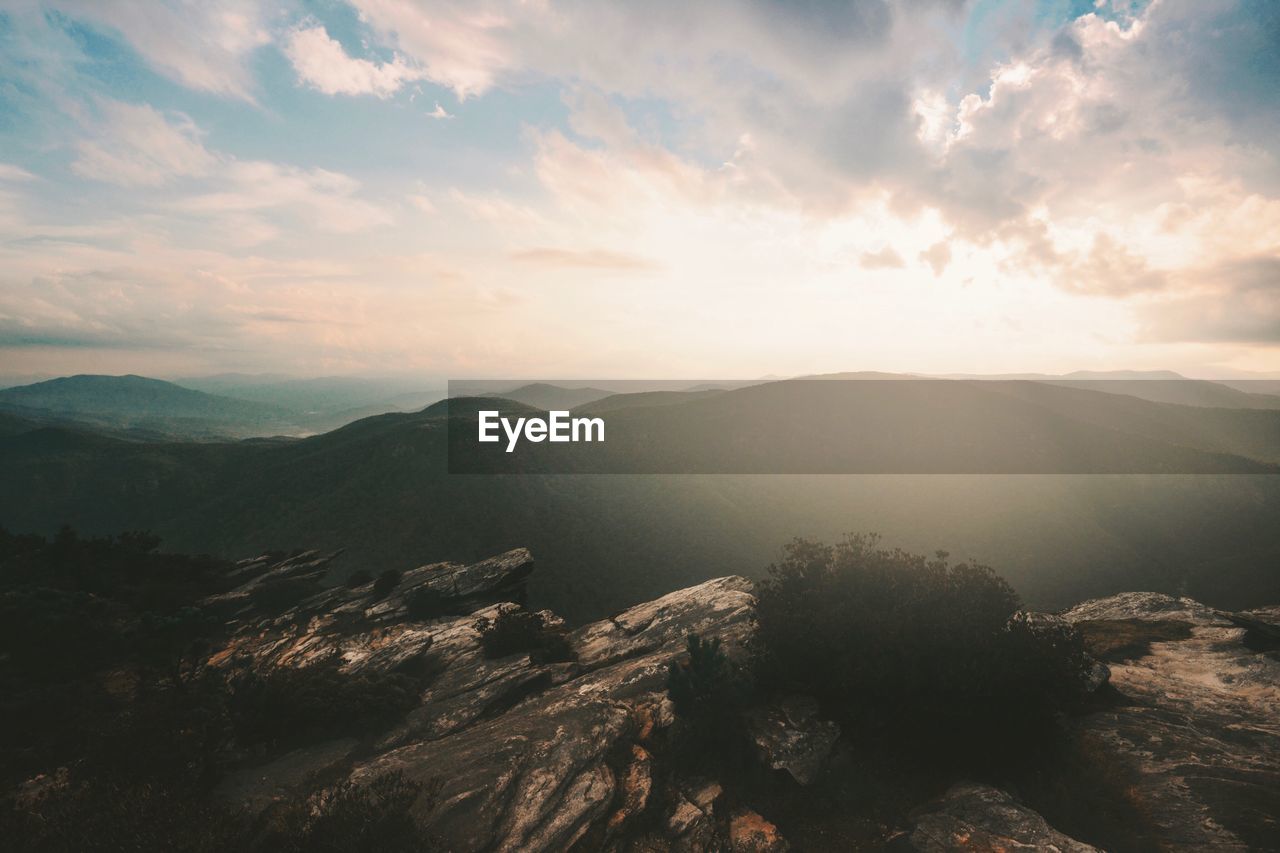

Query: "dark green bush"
<box><xmin>226</xmin><ymin>658</ymin><xmax>422</xmax><ymax>750</ymax></box>
<box><xmin>0</xmin><ymin>586</ymin><xmax>122</xmax><ymax>679</ymax></box>
<box><xmin>666</xmin><ymin>633</ymin><xmax>751</xmax><ymax>766</ymax></box>
<box><xmin>474</xmin><ymin>609</ymin><xmax>574</xmax><ymax>663</ymax></box>
<box><xmin>263</xmin><ymin>771</ymin><xmax>440</xmax><ymax>853</ymax></box>
<box><xmin>1</xmin><ymin>776</ymin><xmax>247</xmax><ymax>853</ymax></box>
<box><xmin>667</xmin><ymin>634</ymin><xmax>748</xmax><ymax>718</ymax></box>
<box><xmin>406</xmin><ymin>586</ymin><xmax>452</xmax><ymax>620</ymax></box>
<box><xmin>372</xmin><ymin>569</ymin><xmax>402</xmax><ymax>599</ymax></box>
<box><xmin>344</xmin><ymin>569</ymin><xmax>373</xmax><ymax>589</ymax></box>
<box><xmin>3</xmin><ymin>771</ymin><xmax>440</xmax><ymax>853</ymax></box>
<box><xmin>752</xmin><ymin>534</ymin><xmax>1094</xmax><ymax>766</ymax></box>
<box><xmin>251</xmin><ymin>576</ymin><xmax>320</xmax><ymax>612</ymax></box>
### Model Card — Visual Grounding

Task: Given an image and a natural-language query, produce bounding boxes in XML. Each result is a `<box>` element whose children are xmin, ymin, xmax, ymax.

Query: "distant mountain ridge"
<box><xmin>176</xmin><ymin>374</ymin><xmax>443</xmax><ymax>416</ymax></box>
<box><xmin>0</xmin><ymin>374</ymin><xmax>447</xmax><ymax>440</ymax></box>
<box><xmin>0</xmin><ymin>375</ymin><xmax>296</xmax><ymax>439</ymax></box>
<box><xmin>451</xmin><ymin>379</ymin><xmax>1280</xmax><ymax>474</ymax></box>
<box><xmin>0</xmin><ymin>374</ymin><xmax>282</xmax><ymax>418</ymax></box>
<box><xmin>481</xmin><ymin>383</ymin><xmax>613</xmax><ymax>410</ymax></box>
<box><xmin>5</xmin><ymin>374</ymin><xmax>1280</xmax><ymax>623</ymax></box>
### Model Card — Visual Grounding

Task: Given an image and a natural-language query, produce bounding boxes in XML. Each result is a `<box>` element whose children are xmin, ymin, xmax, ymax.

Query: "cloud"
<box><xmin>7</xmin><ymin>0</ymin><xmax>1280</xmax><ymax>374</ymax></box>
<box><xmin>1139</xmin><ymin>256</ymin><xmax>1280</xmax><ymax>345</ymax></box>
<box><xmin>48</xmin><ymin>0</ymin><xmax>271</xmax><ymax>100</ymax></box>
<box><xmin>920</xmin><ymin>241</ymin><xmax>951</xmax><ymax>276</ymax></box>
<box><xmin>1057</xmin><ymin>233</ymin><xmax>1168</xmax><ymax>297</ymax></box>
<box><xmin>342</xmin><ymin>1</ymin><xmax>517</xmax><ymax>99</ymax></box>
<box><xmin>530</xmin><ymin>91</ymin><xmax>720</xmax><ymax>218</ymax></box>
<box><xmin>0</xmin><ymin>164</ymin><xmax>37</xmax><ymax>182</ymax></box>
<box><xmin>408</xmin><ymin>194</ymin><xmax>438</xmax><ymax>214</ymax></box>
<box><xmin>284</xmin><ymin>24</ymin><xmax>424</xmax><ymax>98</ymax></box>
<box><xmin>180</xmin><ymin>161</ymin><xmax>392</xmax><ymax>234</ymax></box>
<box><xmin>66</xmin><ymin>98</ymin><xmax>390</xmax><ymax>237</ymax></box>
<box><xmin>0</xmin><ymin>241</ymin><xmax>533</xmax><ymax>376</ymax></box>
<box><xmin>860</xmin><ymin>247</ymin><xmax>905</xmax><ymax>270</ymax></box>
<box><xmin>508</xmin><ymin>248</ymin><xmax>658</xmax><ymax>271</ymax></box>
<box><xmin>447</xmin><ymin>189</ymin><xmax>547</xmax><ymax>229</ymax></box>
<box><xmin>71</xmin><ymin>101</ymin><xmax>217</xmax><ymax>187</ymax></box>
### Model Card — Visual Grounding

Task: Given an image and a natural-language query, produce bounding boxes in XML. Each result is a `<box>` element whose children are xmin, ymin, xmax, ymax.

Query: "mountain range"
<box><xmin>0</xmin><ymin>374</ymin><xmax>444</xmax><ymax>440</ymax></box>
<box><xmin>3</xmin><ymin>373</ymin><xmax>1280</xmax><ymax>622</ymax></box>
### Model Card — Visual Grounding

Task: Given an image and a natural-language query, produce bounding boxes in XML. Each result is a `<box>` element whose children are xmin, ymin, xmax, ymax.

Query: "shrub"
<box><xmin>1</xmin><ymin>776</ymin><xmax>246</xmax><ymax>853</ymax></box>
<box><xmin>667</xmin><ymin>634</ymin><xmax>748</xmax><ymax>718</ymax></box>
<box><xmin>226</xmin><ymin>658</ymin><xmax>421</xmax><ymax>750</ymax></box>
<box><xmin>372</xmin><ymin>570</ymin><xmax>402</xmax><ymax>599</ymax></box>
<box><xmin>405</xmin><ymin>586</ymin><xmax>452</xmax><ymax>620</ymax></box>
<box><xmin>666</xmin><ymin>634</ymin><xmax>751</xmax><ymax>766</ymax></box>
<box><xmin>345</xmin><ymin>569</ymin><xmax>373</xmax><ymax>589</ymax></box>
<box><xmin>999</xmin><ymin>611</ymin><xmax>1106</xmax><ymax>713</ymax></box>
<box><xmin>251</xmin><ymin>576</ymin><xmax>319</xmax><ymax>612</ymax></box>
<box><xmin>474</xmin><ymin>609</ymin><xmax>574</xmax><ymax>663</ymax></box>
<box><xmin>0</xmin><ymin>586</ymin><xmax>122</xmax><ymax>679</ymax></box>
<box><xmin>752</xmin><ymin>534</ymin><xmax>1094</xmax><ymax>767</ymax></box>
<box><xmin>264</xmin><ymin>771</ymin><xmax>440</xmax><ymax>853</ymax></box>
<box><xmin>3</xmin><ymin>771</ymin><xmax>440</xmax><ymax>853</ymax></box>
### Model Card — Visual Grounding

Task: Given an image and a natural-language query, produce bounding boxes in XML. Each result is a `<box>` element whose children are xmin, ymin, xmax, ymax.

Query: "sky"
<box><xmin>0</xmin><ymin>0</ymin><xmax>1277</xmax><ymax>380</ymax></box>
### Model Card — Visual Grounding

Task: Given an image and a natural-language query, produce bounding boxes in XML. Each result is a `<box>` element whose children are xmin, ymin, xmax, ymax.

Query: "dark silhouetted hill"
<box><xmin>3</xmin><ymin>379</ymin><xmax>1280</xmax><ymax>622</ymax></box>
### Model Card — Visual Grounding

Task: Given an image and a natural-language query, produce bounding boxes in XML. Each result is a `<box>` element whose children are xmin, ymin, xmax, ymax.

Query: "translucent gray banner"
<box><xmin>444</xmin><ymin>379</ymin><xmax>1280</xmax><ymax>474</ymax></box>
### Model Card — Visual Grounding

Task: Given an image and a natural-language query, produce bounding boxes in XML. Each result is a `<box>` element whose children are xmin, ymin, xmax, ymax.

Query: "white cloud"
<box><xmin>860</xmin><ymin>247</ymin><xmax>906</xmax><ymax>270</ymax></box>
<box><xmin>344</xmin><ymin>1</ymin><xmax>516</xmax><ymax>99</ymax></box>
<box><xmin>508</xmin><ymin>247</ymin><xmax>657</xmax><ymax>271</ymax></box>
<box><xmin>0</xmin><ymin>164</ymin><xmax>38</xmax><ymax>182</ymax></box>
<box><xmin>8</xmin><ymin>0</ymin><xmax>1280</xmax><ymax>373</ymax></box>
<box><xmin>181</xmin><ymin>161</ymin><xmax>392</xmax><ymax>234</ymax></box>
<box><xmin>284</xmin><ymin>24</ymin><xmax>424</xmax><ymax>98</ymax></box>
<box><xmin>49</xmin><ymin>0</ymin><xmax>271</xmax><ymax>100</ymax></box>
<box><xmin>69</xmin><ymin>98</ymin><xmax>390</xmax><ymax>238</ymax></box>
<box><xmin>408</xmin><ymin>194</ymin><xmax>438</xmax><ymax>214</ymax></box>
<box><xmin>901</xmin><ymin>1</ymin><xmax>1280</xmax><ymax>341</ymax></box>
<box><xmin>72</xmin><ymin>101</ymin><xmax>217</xmax><ymax>187</ymax></box>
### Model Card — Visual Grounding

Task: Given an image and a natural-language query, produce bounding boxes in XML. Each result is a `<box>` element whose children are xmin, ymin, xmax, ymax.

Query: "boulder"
<box><xmin>903</xmin><ymin>783</ymin><xmax>1097</xmax><ymax>852</ymax></box>
<box><xmin>744</xmin><ymin>695</ymin><xmax>840</xmax><ymax>785</ymax></box>
<box><xmin>1064</xmin><ymin>592</ymin><xmax>1280</xmax><ymax>850</ymax></box>
<box><xmin>199</xmin><ymin>548</ymin><xmax>1280</xmax><ymax>853</ymax></box>
<box><xmin>729</xmin><ymin>808</ymin><xmax>789</xmax><ymax>852</ymax></box>
<box><xmin>341</xmin><ymin>575</ymin><xmax>755</xmax><ymax>852</ymax></box>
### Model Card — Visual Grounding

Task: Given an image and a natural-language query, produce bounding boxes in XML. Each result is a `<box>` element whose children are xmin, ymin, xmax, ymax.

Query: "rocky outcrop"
<box><xmin>205</xmin><ymin>551</ymin><xmax>755</xmax><ymax>851</ymax></box>
<box><xmin>902</xmin><ymin>783</ymin><xmax>1098</xmax><ymax>852</ymax></box>
<box><xmin>349</xmin><ymin>575</ymin><xmax>755</xmax><ymax>851</ymax></box>
<box><xmin>1064</xmin><ymin>592</ymin><xmax>1280</xmax><ymax>850</ymax></box>
<box><xmin>202</xmin><ymin>551</ymin><xmax>1280</xmax><ymax>852</ymax></box>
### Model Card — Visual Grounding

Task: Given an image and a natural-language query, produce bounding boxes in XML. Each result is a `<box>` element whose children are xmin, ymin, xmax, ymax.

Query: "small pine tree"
<box><xmin>666</xmin><ymin>634</ymin><xmax>751</xmax><ymax>767</ymax></box>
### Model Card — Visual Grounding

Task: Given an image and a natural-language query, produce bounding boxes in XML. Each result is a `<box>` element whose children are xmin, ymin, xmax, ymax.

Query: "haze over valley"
<box><xmin>4</xmin><ymin>371</ymin><xmax>1280</xmax><ymax>622</ymax></box>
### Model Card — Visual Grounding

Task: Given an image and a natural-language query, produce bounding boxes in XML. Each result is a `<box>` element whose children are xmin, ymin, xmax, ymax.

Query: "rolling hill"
<box><xmin>451</xmin><ymin>379</ymin><xmax>1280</xmax><ymax>474</ymax></box>
<box><xmin>176</xmin><ymin>374</ymin><xmax>444</xmax><ymax>417</ymax></box>
<box><xmin>0</xmin><ymin>375</ymin><xmax>298</xmax><ymax>439</ymax></box>
<box><xmin>0</xmin><ymin>374</ymin><xmax>448</xmax><ymax>439</ymax></box>
<box><xmin>3</xmin><ymin>378</ymin><xmax>1280</xmax><ymax>623</ymax></box>
<box><xmin>481</xmin><ymin>383</ymin><xmax>614</xmax><ymax>410</ymax></box>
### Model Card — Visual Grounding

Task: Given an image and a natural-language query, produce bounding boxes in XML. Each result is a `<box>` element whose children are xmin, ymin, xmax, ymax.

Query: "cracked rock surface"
<box><xmin>1064</xmin><ymin>592</ymin><xmax>1280</xmax><ymax>851</ymax></box>
<box><xmin>902</xmin><ymin>783</ymin><xmax>1098</xmax><ymax>852</ymax></box>
<box><xmin>206</xmin><ymin>551</ymin><xmax>754</xmax><ymax>851</ymax></box>
<box><xmin>203</xmin><ymin>552</ymin><xmax>1280</xmax><ymax>852</ymax></box>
